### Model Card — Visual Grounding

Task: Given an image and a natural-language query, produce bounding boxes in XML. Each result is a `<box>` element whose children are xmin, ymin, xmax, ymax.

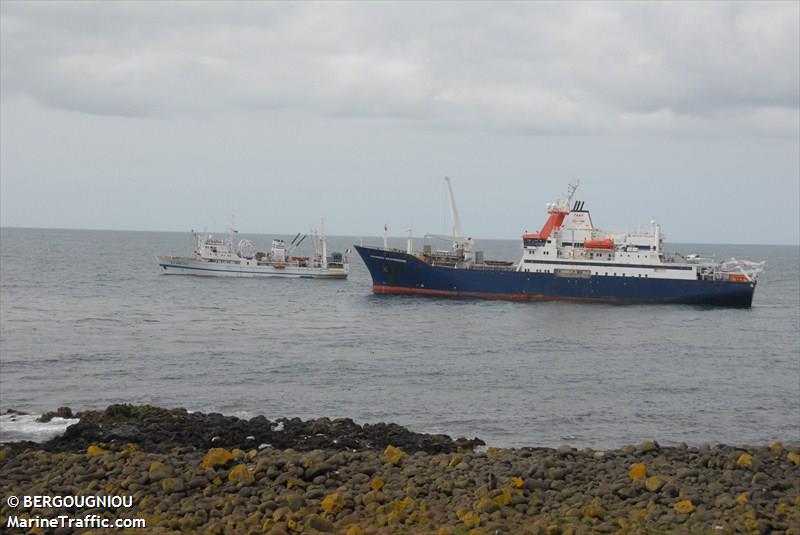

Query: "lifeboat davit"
<box><xmin>584</xmin><ymin>238</ymin><xmax>614</xmax><ymax>250</ymax></box>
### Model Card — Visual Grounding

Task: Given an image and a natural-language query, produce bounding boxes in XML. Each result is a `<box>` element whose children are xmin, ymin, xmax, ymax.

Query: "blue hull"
<box><xmin>355</xmin><ymin>246</ymin><xmax>756</xmax><ymax>307</ymax></box>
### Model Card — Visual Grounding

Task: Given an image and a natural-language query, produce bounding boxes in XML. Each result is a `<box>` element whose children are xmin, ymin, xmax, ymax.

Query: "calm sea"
<box><xmin>1</xmin><ymin>227</ymin><xmax>798</xmax><ymax>447</ymax></box>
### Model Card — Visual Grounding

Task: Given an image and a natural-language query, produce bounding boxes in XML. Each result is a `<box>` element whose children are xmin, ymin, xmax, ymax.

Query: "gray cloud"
<box><xmin>2</xmin><ymin>1</ymin><xmax>797</xmax><ymax>135</ymax></box>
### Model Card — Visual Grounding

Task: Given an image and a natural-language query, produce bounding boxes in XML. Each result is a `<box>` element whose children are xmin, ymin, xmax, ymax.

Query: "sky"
<box><xmin>1</xmin><ymin>1</ymin><xmax>798</xmax><ymax>245</ymax></box>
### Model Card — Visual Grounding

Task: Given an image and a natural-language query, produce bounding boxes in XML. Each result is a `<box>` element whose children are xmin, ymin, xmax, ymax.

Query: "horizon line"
<box><xmin>1</xmin><ymin>225</ymin><xmax>798</xmax><ymax>248</ymax></box>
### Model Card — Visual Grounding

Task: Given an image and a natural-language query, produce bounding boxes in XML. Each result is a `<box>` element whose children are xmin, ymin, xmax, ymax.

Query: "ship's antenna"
<box><xmin>383</xmin><ymin>224</ymin><xmax>388</xmax><ymax>249</ymax></box>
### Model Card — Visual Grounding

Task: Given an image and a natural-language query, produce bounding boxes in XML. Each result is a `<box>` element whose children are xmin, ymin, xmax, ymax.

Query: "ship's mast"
<box><xmin>321</xmin><ymin>218</ymin><xmax>328</xmax><ymax>269</ymax></box>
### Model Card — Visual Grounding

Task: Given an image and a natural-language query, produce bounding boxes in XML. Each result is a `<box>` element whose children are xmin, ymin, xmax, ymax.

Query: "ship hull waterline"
<box><xmin>355</xmin><ymin>246</ymin><xmax>755</xmax><ymax>307</ymax></box>
<box><xmin>157</xmin><ymin>257</ymin><xmax>347</xmax><ymax>279</ymax></box>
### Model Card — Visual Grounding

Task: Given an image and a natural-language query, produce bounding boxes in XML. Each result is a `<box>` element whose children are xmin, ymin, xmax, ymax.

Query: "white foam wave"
<box><xmin>0</xmin><ymin>413</ymin><xmax>79</xmax><ymax>443</ymax></box>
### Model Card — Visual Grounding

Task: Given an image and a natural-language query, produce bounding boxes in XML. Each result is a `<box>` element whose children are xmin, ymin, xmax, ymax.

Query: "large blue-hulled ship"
<box><xmin>355</xmin><ymin>179</ymin><xmax>764</xmax><ymax>307</ymax></box>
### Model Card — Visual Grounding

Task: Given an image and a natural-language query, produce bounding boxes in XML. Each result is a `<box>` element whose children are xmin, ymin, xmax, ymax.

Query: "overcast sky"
<box><xmin>1</xmin><ymin>1</ymin><xmax>798</xmax><ymax>244</ymax></box>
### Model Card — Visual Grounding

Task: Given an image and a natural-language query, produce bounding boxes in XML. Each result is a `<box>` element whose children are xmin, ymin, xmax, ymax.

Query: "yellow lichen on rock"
<box><xmin>201</xmin><ymin>448</ymin><xmax>234</xmax><ymax>469</ymax></box>
<box><xmin>736</xmin><ymin>453</ymin><xmax>753</xmax><ymax>468</ymax></box>
<box><xmin>346</xmin><ymin>526</ymin><xmax>365</xmax><ymax>535</ymax></box>
<box><xmin>644</xmin><ymin>476</ymin><xmax>664</xmax><ymax>492</ymax></box>
<box><xmin>768</xmin><ymin>441</ymin><xmax>784</xmax><ymax>455</ymax></box>
<box><xmin>491</xmin><ymin>487</ymin><xmax>513</xmax><ymax>506</ymax></box>
<box><xmin>787</xmin><ymin>452</ymin><xmax>800</xmax><ymax>466</ymax></box>
<box><xmin>86</xmin><ymin>445</ymin><xmax>108</xmax><ymax>457</ymax></box>
<box><xmin>583</xmin><ymin>499</ymin><xmax>605</xmax><ymax>519</ymax></box>
<box><xmin>511</xmin><ymin>476</ymin><xmax>524</xmax><ymax>488</ymax></box>
<box><xmin>461</xmin><ymin>511</ymin><xmax>480</xmax><ymax>529</ymax></box>
<box><xmin>228</xmin><ymin>464</ymin><xmax>254</xmax><ymax>484</ymax></box>
<box><xmin>674</xmin><ymin>500</ymin><xmax>695</xmax><ymax>514</ymax></box>
<box><xmin>370</xmin><ymin>477</ymin><xmax>385</xmax><ymax>490</ymax></box>
<box><xmin>474</xmin><ymin>497</ymin><xmax>498</xmax><ymax>513</ymax></box>
<box><xmin>322</xmin><ymin>492</ymin><xmax>345</xmax><ymax>513</ymax></box>
<box><xmin>383</xmin><ymin>445</ymin><xmax>406</xmax><ymax>465</ymax></box>
<box><xmin>449</xmin><ymin>452</ymin><xmax>464</xmax><ymax>467</ymax></box>
<box><xmin>736</xmin><ymin>493</ymin><xmax>748</xmax><ymax>505</ymax></box>
<box><xmin>629</xmin><ymin>463</ymin><xmax>647</xmax><ymax>480</ymax></box>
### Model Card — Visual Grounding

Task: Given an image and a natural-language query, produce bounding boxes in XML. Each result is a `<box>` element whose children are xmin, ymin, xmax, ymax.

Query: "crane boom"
<box><xmin>444</xmin><ymin>176</ymin><xmax>463</xmax><ymax>242</ymax></box>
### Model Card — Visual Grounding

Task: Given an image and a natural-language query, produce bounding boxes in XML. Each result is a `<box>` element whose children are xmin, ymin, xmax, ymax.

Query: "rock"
<box><xmin>148</xmin><ymin>461</ymin><xmax>171</xmax><ymax>482</ymax></box>
<box><xmin>673</xmin><ymin>500</ymin><xmax>695</xmax><ymax>514</ymax></box>
<box><xmin>383</xmin><ymin>445</ymin><xmax>406</xmax><ymax>465</ymax></box>
<box><xmin>39</xmin><ymin>407</ymin><xmax>74</xmax><ymax>422</ymax></box>
<box><xmin>474</xmin><ymin>497</ymin><xmax>500</xmax><ymax>513</ymax></box>
<box><xmin>362</xmin><ymin>490</ymin><xmax>385</xmax><ymax>505</ymax></box>
<box><xmin>370</xmin><ymin>477</ymin><xmax>385</xmax><ymax>490</ymax></box>
<box><xmin>787</xmin><ymin>452</ymin><xmax>800</xmax><ymax>466</ymax></box>
<box><xmin>461</xmin><ymin>511</ymin><xmax>481</xmax><ymax>528</ymax></box>
<box><xmin>644</xmin><ymin>476</ymin><xmax>664</xmax><ymax>492</ymax></box>
<box><xmin>449</xmin><ymin>452</ymin><xmax>465</xmax><ymax>467</ymax></box>
<box><xmin>583</xmin><ymin>499</ymin><xmax>605</xmax><ymax>519</ymax></box>
<box><xmin>638</xmin><ymin>440</ymin><xmax>659</xmax><ymax>453</ymax></box>
<box><xmin>768</xmin><ymin>441</ymin><xmax>784</xmax><ymax>455</ymax></box>
<box><xmin>228</xmin><ymin>464</ymin><xmax>254</xmax><ymax>485</ymax></box>
<box><xmin>736</xmin><ymin>453</ymin><xmax>753</xmax><ymax>468</ymax></box>
<box><xmin>161</xmin><ymin>477</ymin><xmax>185</xmax><ymax>493</ymax></box>
<box><xmin>305</xmin><ymin>462</ymin><xmax>335</xmax><ymax>480</ymax></box>
<box><xmin>86</xmin><ymin>445</ymin><xmax>108</xmax><ymax>457</ymax></box>
<box><xmin>202</xmin><ymin>448</ymin><xmax>234</xmax><ymax>469</ymax></box>
<box><xmin>305</xmin><ymin>513</ymin><xmax>334</xmax><ymax>532</ymax></box>
<box><xmin>322</xmin><ymin>492</ymin><xmax>345</xmax><ymax>513</ymax></box>
<box><xmin>629</xmin><ymin>463</ymin><xmax>647</xmax><ymax>480</ymax></box>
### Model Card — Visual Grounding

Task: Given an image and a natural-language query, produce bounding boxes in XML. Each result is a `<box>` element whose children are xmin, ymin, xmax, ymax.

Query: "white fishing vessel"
<box><xmin>157</xmin><ymin>224</ymin><xmax>348</xmax><ymax>279</ymax></box>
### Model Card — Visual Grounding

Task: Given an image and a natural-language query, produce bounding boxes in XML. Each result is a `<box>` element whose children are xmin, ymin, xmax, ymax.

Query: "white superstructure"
<box><xmin>517</xmin><ymin>182</ymin><xmax>764</xmax><ymax>283</ymax></box>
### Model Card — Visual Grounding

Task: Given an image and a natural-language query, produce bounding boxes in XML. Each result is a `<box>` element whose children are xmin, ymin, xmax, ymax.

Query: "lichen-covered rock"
<box><xmin>86</xmin><ymin>444</ymin><xmax>108</xmax><ymax>457</ymax></box>
<box><xmin>228</xmin><ymin>463</ymin><xmax>254</xmax><ymax>485</ymax></box>
<box><xmin>736</xmin><ymin>453</ymin><xmax>753</xmax><ymax>468</ymax></box>
<box><xmin>474</xmin><ymin>497</ymin><xmax>499</xmax><ymax>514</ymax></box>
<box><xmin>674</xmin><ymin>500</ymin><xmax>695</xmax><ymax>514</ymax></box>
<box><xmin>583</xmin><ymin>499</ymin><xmax>605</xmax><ymax>519</ymax></box>
<box><xmin>201</xmin><ymin>448</ymin><xmax>234</xmax><ymax>469</ymax></box>
<box><xmin>629</xmin><ymin>462</ymin><xmax>647</xmax><ymax>480</ymax></box>
<box><xmin>321</xmin><ymin>492</ymin><xmax>345</xmax><ymax>513</ymax></box>
<box><xmin>461</xmin><ymin>511</ymin><xmax>480</xmax><ymax>528</ymax></box>
<box><xmin>644</xmin><ymin>475</ymin><xmax>664</xmax><ymax>492</ymax></box>
<box><xmin>370</xmin><ymin>476</ymin><xmax>385</xmax><ymax>490</ymax></box>
<box><xmin>383</xmin><ymin>445</ymin><xmax>406</xmax><ymax>465</ymax></box>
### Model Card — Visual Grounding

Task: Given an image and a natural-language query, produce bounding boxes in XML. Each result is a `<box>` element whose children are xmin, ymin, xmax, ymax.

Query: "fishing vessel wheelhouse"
<box><xmin>355</xmin><ymin>179</ymin><xmax>764</xmax><ymax>307</ymax></box>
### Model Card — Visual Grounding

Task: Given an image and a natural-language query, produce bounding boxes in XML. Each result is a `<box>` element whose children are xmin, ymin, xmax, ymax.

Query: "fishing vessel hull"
<box><xmin>355</xmin><ymin>246</ymin><xmax>756</xmax><ymax>307</ymax></box>
<box><xmin>157</xmin><ymin>256</ymin><xmax>348</xmax><ymax>279</ymax></box>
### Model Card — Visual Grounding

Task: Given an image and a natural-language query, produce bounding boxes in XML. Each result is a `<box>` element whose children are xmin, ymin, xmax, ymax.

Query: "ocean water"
<box><xmin>1</xmin><ymin>227</ymin><xmax>798</xmax><ymax>447</ymax></box>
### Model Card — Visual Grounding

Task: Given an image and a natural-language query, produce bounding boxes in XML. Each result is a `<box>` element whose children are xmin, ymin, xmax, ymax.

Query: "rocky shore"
<box><xmin>1</xmin><ymin>405</ymin><xmax>798</xmax><ymax>534</ymax></box>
